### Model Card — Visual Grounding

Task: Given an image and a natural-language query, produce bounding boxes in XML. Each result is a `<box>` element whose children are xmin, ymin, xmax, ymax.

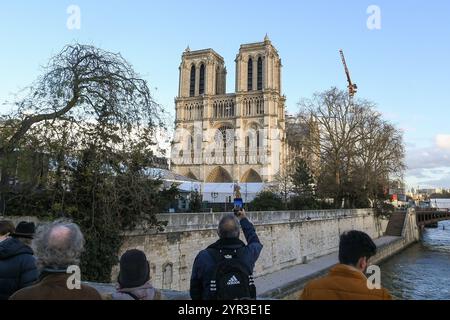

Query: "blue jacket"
<box><xmin>190</xmin><ymin>218</ymin><xmax>263</xmax><ymax>300</ymax></box>
<box><xmin>0</xmin><ymin>238</ymin><xmax>38</xmax><ymax>300</ymax></box>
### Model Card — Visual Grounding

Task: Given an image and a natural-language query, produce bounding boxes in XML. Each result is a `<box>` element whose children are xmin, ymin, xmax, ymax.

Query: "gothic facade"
<box><xmin>171</xmin><ymin>36</ymin><xmax>286</xmax><ymax>183</ymax></box>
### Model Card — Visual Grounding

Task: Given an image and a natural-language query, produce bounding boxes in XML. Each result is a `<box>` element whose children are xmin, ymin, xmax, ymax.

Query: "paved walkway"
<box><xmin>255</xmin><ymin>236</ymin><xmax>401</xmax><ymax>298</ymax></box>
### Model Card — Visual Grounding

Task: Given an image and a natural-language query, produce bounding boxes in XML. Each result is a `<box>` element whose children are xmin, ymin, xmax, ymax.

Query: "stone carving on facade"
<box><xmin>171</xmin><ymin>37</ymin><xmax>287</xmax><ymax>183</ymax></box>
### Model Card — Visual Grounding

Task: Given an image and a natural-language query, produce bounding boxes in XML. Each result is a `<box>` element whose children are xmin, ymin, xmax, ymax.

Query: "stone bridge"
<box><xmin>415</xmin><ymin>208</ymin><xmax>450</xmax><ymax>228</ymax></box>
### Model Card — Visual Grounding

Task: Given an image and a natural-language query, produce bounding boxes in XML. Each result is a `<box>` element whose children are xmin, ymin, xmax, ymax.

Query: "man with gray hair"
<box><xmin>10</xmin><ymin>220</ymin><xmax>101</xmax><ymax>300</ymax></box>
<box><xmin>190</xmin><ymin>209</ymin><xmax>263</xmax><ymax>300</ymax></box>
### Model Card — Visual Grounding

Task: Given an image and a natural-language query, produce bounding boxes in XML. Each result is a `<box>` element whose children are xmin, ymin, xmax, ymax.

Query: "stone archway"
<box><xmin>240</xmin><ymin>169</ymin><xmax>262</xmax><ymax>183</ymax></box>
<box><xmin>186</xmin><ymin>170</ymin><xmax>197</xmax><ymax>180</ymax></box>
<box><xmin>206</xmin><ymin>166</ymin><xmax>233</xmax><ymax>183</ymax></box>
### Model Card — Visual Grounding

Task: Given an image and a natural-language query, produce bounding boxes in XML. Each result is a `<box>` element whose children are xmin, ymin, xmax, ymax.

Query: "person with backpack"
<box><xmin>190</xmin><ymin>209</ymin><xmax>263</xmax><ymax>300</ymax></box>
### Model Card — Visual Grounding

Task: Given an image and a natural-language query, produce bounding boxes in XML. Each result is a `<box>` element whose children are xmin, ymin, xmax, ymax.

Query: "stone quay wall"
<box><xmin>371</xmin><ymin>208</ymin><xmax>420</xmax><ymax>265</ymax></box>
<box><xmin>117</xmin><ymin>209</ymin><xmax>388</xmax><ymax>292</ymax></box>
<box><xmin>1</xmin><ymin>209</ymin><xmax>390</xmax><ymax>293</ymax></box>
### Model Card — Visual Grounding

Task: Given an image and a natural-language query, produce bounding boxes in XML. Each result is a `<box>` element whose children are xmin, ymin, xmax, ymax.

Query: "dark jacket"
<box><xmin>300</xmin><ymin>264</ymin><xmax>392</xmax><ymax>300</ymax></box>
<box><xmin>10</xmin><ymin>270</ymin><xmax>102</xmax><ymax>300</ymax></box>
<box><xmin>0</xmin><ymin>238</ymin><xmax>38</xmax><ymax>300</ymax></box>
<box><xmin>190</xmin><ymin>218</ymin><xmax>263</xmax><ymax>300</ymax></box>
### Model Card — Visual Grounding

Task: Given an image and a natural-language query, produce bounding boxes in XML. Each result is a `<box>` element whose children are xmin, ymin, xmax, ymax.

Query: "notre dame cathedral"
<box><xmin>171</xmin><ymin>36</ymin><xmax>287</xmax><ymax>183</ymax></box>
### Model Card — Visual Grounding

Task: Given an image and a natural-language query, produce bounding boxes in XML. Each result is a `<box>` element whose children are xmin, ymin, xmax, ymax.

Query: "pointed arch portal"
<box><xmin>240</xmin><ymin>169</ymin><xmax>262</xmax><ymax>183</ymax></box>
<box><xmin>206</xmin><ymin>166</ymin><xmax>233</xmax><ymax>183</ymax></box>
<box><xmin>186</xmin><ymin>170</ymin><xmax>197</xmax><ymax>180</ymax></box>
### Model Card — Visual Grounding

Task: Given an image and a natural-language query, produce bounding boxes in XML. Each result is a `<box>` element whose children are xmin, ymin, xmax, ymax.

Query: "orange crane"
<box><xmin>339</xmin><ymin>49</ymin><xmax>358</xmax><ymax>98</ymax></box>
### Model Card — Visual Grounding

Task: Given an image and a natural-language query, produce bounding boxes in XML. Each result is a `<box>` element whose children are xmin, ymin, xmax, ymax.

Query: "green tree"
<box><xmin>287</xmin><ymin>157</ymin><xmax>320</xmax><ymax>210</ymax></box>
<box><xmin>249</xmin><ymin>191</ymin><xmax>284</xmax><ymax>211</ymax></box>
<box><xmin>290</xmin><ymin>158</ymin><xmax>315</xmax><ymax>198</ymax></box>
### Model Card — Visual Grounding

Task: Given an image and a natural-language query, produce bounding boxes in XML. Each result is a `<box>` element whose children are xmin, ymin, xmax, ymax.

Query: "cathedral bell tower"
<box><xmin>171</xmin><ymin>37</ymin><xmax>286</xmax><ymax>184</ymax></box>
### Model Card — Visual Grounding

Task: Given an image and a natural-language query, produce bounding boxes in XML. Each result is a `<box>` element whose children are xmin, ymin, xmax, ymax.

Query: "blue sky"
<box><xmin>1</xmin><ymin>0</ymin><xmax>449</xmax><ymax>189</ymax></box>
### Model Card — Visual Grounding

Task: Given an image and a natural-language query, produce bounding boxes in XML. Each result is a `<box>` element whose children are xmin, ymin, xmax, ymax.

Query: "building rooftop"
<box><xmin>144</xmin><ymin>167</ymin><xmax>199</xmax><ymax>183</ymax></box>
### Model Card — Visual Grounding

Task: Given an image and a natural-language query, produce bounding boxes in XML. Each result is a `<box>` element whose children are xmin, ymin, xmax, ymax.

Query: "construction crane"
<box><xmin>339</xmin><ymin>49</ymin><xmax>358</xmax><ymax>98</ymax></box>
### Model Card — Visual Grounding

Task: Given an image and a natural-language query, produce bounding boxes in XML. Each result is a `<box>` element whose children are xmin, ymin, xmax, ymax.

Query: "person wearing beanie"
<box><xmin>111</xmin><ymin>249</ymin><xmax>163</xmax><ymax>300</ymax></box>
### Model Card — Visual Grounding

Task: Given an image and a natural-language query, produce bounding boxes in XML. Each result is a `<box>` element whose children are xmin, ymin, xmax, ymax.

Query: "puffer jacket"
<box><xmin>0</xmin><ymin>237</ymin><xmax>38</xmax><ymax>300</ymax></box>
<box><xmin>300</xmin><ymin>264</ymin><xmax>392</xmax><ymax>300</ymax></box>
<box><xmin>111</xmin><ymin>282</ymin><xmax>163</xmax><ymax>300</ymax></box>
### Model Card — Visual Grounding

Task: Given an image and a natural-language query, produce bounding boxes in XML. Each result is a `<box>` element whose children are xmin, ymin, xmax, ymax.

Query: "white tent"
<box><xmin>202</xmin><ymin>183</ymin><xmax>264</xmax><ymax>203</ymax></box>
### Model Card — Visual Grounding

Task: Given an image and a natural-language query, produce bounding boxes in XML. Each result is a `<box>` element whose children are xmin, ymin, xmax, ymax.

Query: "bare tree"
<box><xmin>297</xmin><ymin>87</ymin><xmax>405</xmax><ymax>208</ymax></box>
<box><xmin>0</xmin><ymin>44</ymin><xmax>165</xmax><ymax>201</ymax></box>
<box><xmin>0</xmin><ymin>44</ymin><xmax>175</xmax><ymax>281</ymax></box>
<box><xmin>274</xmin><ymin>159</ymin><xmax>294</xmax><ymax>208</ymax></box>
<box><xmin>0</xmin><ymin>44</ymin><xmax>162</xmax><ymax>157</ymax></box>
<box><xmin>299</xmin><ymin>88</ymin><xmax>365</xmax><ymax>207</ymax></box>
<box><xmin>354</xmin><ymin>113</ymin><xmax>405</xmax><ymax>206</ymax></box>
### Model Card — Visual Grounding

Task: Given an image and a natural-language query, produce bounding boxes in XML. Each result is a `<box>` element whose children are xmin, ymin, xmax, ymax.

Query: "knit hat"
<box><xmin>118</xmin><ymin>249</ymin><xmax>150</xmax><ymax>288</ymax></box>
<box><xmin>13</xmin><ymin>221</ymin><xmax>35</xmax><ymax>239</ymax></box>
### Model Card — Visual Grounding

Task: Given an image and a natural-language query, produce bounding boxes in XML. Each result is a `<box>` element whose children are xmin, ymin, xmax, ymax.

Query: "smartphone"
<box><xmin>233</xmin><ymin>198</ymin><xmax>243</xmax><ymax>209</ymax></box>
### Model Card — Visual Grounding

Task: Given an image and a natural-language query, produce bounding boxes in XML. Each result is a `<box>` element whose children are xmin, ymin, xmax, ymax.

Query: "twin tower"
<box><xmin>171</xmin><ymin>36</ymin><xmax>286</xmax><ymax>183</ymax></box>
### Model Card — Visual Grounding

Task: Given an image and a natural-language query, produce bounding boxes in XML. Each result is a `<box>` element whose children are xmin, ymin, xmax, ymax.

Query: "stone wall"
<box><xmin>116</xmin><ymin>209</ymin><xmax>388</xmax><ymax>292</ymax></box>
<box><xmin>0</xmin><ymin>215</ymin><xmax>39</xmax><ymax>226</ymax></box>
<box><xmin>371</xmin><ymin>208</ymin><xmax>420</xmax><ymax>265</ymax></box>
<box><xmin>278</xmin><ymin>208</ymin><xmax>419</xmax><ymax>300</ymax></box>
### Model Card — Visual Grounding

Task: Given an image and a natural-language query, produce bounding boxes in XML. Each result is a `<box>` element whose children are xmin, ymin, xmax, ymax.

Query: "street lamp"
<box><xmin>211</xmin><ymin>192</ymin><xmax>218</xmax><ymax>212</ymax></box>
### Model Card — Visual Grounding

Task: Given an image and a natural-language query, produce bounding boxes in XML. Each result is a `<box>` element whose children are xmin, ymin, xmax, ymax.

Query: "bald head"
<box><xmin>32</xmin><ymin>220</ymin><xmax>85</xmax><ymax>269</ymax></box>
<box><xmin>218</xmin><ymin>214</ymin><xmax>240</xmax><ymax>239</ymax></box>
<box><xmin>48</xmin><ymin>225</ymin><xmax>72</xmax><ymax>248</ymax></box>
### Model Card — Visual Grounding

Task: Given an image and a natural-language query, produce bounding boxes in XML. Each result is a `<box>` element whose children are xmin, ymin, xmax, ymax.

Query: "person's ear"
<box><xmin>357</xmin><ymin>257</ymin><xmax>368</xmax><ymax>272</ymax></box>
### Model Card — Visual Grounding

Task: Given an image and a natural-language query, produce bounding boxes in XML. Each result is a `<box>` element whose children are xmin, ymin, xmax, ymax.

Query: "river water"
<box><xmin>380</xmin><ymin>220</ymin><xmax>450</xmax><ymax>300</ymax></box>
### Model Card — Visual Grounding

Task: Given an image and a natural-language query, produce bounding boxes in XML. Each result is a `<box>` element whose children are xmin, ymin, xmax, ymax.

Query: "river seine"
<box><xmin>380</xmin><ymin>219</ymin><xmax>450</xmax><ymax>300</ymax></box>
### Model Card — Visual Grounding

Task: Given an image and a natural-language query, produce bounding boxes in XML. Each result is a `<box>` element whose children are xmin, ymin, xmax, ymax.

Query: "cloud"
<box><xmin>420</xmin><ymin>174</ymin><xmax>450</xmax><ymax>188</ymax></box>
<box><xmin>406</xmin><ymin>167</ymin><xmax>450</xmax><ymax>189</ymax></box>
<box><xmin>404</xmin><ymin>134</ymin><xmax>450</xmax><ymax>188</ymax></box>
<box><xmin>436</xmin><ymin>134</ymin><xmax>450</xmax><ymax>150</ymax></box>
<box><xmin>406</xmin><ymin>147</ymin><xmax>450</xmax><ymax>171</ymax></box>
<box><xmin>407</xmin><ymin>168</ymin><xmax>430</xmax><ymax>179</ymax></box>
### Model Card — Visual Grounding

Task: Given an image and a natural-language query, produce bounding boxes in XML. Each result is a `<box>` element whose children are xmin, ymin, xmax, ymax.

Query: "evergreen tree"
<box><xmin>189</xmin><ymin>189</ymin><xmax>202</xmax><ymax>213</ymax></box>
<box><xmin>290</xmin><ymin>158</ymin><xmax>315</xmax><ymax>198</ymax></box>
<box><xmin>249</xmin><ymin>191</ymin><xmax>284</xmax><ymax>211</ymax></box>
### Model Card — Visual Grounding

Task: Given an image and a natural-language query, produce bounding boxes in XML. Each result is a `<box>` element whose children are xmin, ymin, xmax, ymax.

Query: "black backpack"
<box><xmin>207</xmin><ymin>247</ymin><xmax>256</xmax><ymax>300</ymax></box>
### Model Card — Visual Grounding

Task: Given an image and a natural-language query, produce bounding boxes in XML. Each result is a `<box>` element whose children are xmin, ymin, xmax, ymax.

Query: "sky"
<box><xmin>0</xmin><ymin>0</ymin><xmax>449</xmax><ymax>189</ymax></box>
